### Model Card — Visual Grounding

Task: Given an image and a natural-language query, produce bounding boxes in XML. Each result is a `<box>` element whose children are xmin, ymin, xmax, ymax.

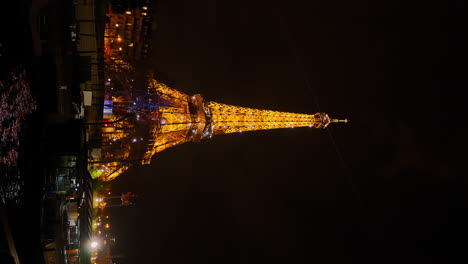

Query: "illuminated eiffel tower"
<box><xmin>93</xmin><ymin>78</ymin><xmax>347</xmax><ymax>181</ymax></box>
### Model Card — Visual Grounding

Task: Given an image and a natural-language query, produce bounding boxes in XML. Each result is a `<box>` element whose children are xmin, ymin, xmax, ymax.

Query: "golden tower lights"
<box><xmin>95</xmin><ymin>78</ymin><xmax>347</xmax><ymax>181</ymax></box>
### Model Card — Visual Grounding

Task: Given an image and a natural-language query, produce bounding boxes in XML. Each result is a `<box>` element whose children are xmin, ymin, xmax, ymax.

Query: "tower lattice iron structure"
<box><xmin>92</xmin><ymin>77</ymin><xmax>347</xmax><ymax>181</ymax></box>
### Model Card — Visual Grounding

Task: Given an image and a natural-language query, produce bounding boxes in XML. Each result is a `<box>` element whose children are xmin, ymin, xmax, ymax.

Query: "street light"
<box><xmin>91</xmin><ymin>241</ymin><xmax>99</xmax><ymax>248</ymax></box>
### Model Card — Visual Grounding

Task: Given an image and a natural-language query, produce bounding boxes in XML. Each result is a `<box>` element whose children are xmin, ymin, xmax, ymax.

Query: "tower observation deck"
<box><xmin>91</xmin><ymin>78</ymin><xmax>347</xmax><ymax>181</ymax></box>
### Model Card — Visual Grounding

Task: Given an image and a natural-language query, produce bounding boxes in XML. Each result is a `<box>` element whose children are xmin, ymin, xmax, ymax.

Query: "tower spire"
<box><xmin>92</xmin><ymin>78</ymin><xmax>347</xmax><ymax>181</ymax></box>
<box><xmin>330</xmin><ymin>118</ymin><xmax>349</xmax><ymax>124</ymax></box>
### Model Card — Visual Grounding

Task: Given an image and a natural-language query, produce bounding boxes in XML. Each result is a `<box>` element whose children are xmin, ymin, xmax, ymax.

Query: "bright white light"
<box><xmin>115</xmin><ymin>24</ymin><xmax>119</xmax><ymax>27</ymax></box>
<box><xmin>132</xmin><ymin>138</ymin><xmax>138</xmax><ymax>143</ymax></box>
<box><xmin>91</xmin><ymin>241</ymin><xmax>99</xmax><ymax>248</ymax></box>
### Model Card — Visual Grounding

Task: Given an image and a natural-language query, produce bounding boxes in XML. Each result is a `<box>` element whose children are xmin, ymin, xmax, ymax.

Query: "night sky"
<box><xmin>111</xmin><ymin>1</ymin><xmax>467</xmax><ymax>263</ymax></box>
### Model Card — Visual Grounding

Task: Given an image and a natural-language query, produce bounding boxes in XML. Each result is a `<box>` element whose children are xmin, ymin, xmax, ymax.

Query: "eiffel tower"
<box><xmin>91</xmin><ymin>77</ymin><xmax>347</xmax><ymax>181</ymax></box>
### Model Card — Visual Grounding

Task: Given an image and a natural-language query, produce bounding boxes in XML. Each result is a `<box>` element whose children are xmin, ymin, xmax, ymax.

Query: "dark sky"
<box><xmin>111</xmin><ymin>1</ymin><xmax>467</xmax><ymax>263</ymax></box>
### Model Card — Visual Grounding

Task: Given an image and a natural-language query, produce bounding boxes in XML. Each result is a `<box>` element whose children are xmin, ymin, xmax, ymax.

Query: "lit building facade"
<box><xmin>105</xmin><ymin>4</ymin><xmax>154</xmax><ymax>64</ymax></box>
